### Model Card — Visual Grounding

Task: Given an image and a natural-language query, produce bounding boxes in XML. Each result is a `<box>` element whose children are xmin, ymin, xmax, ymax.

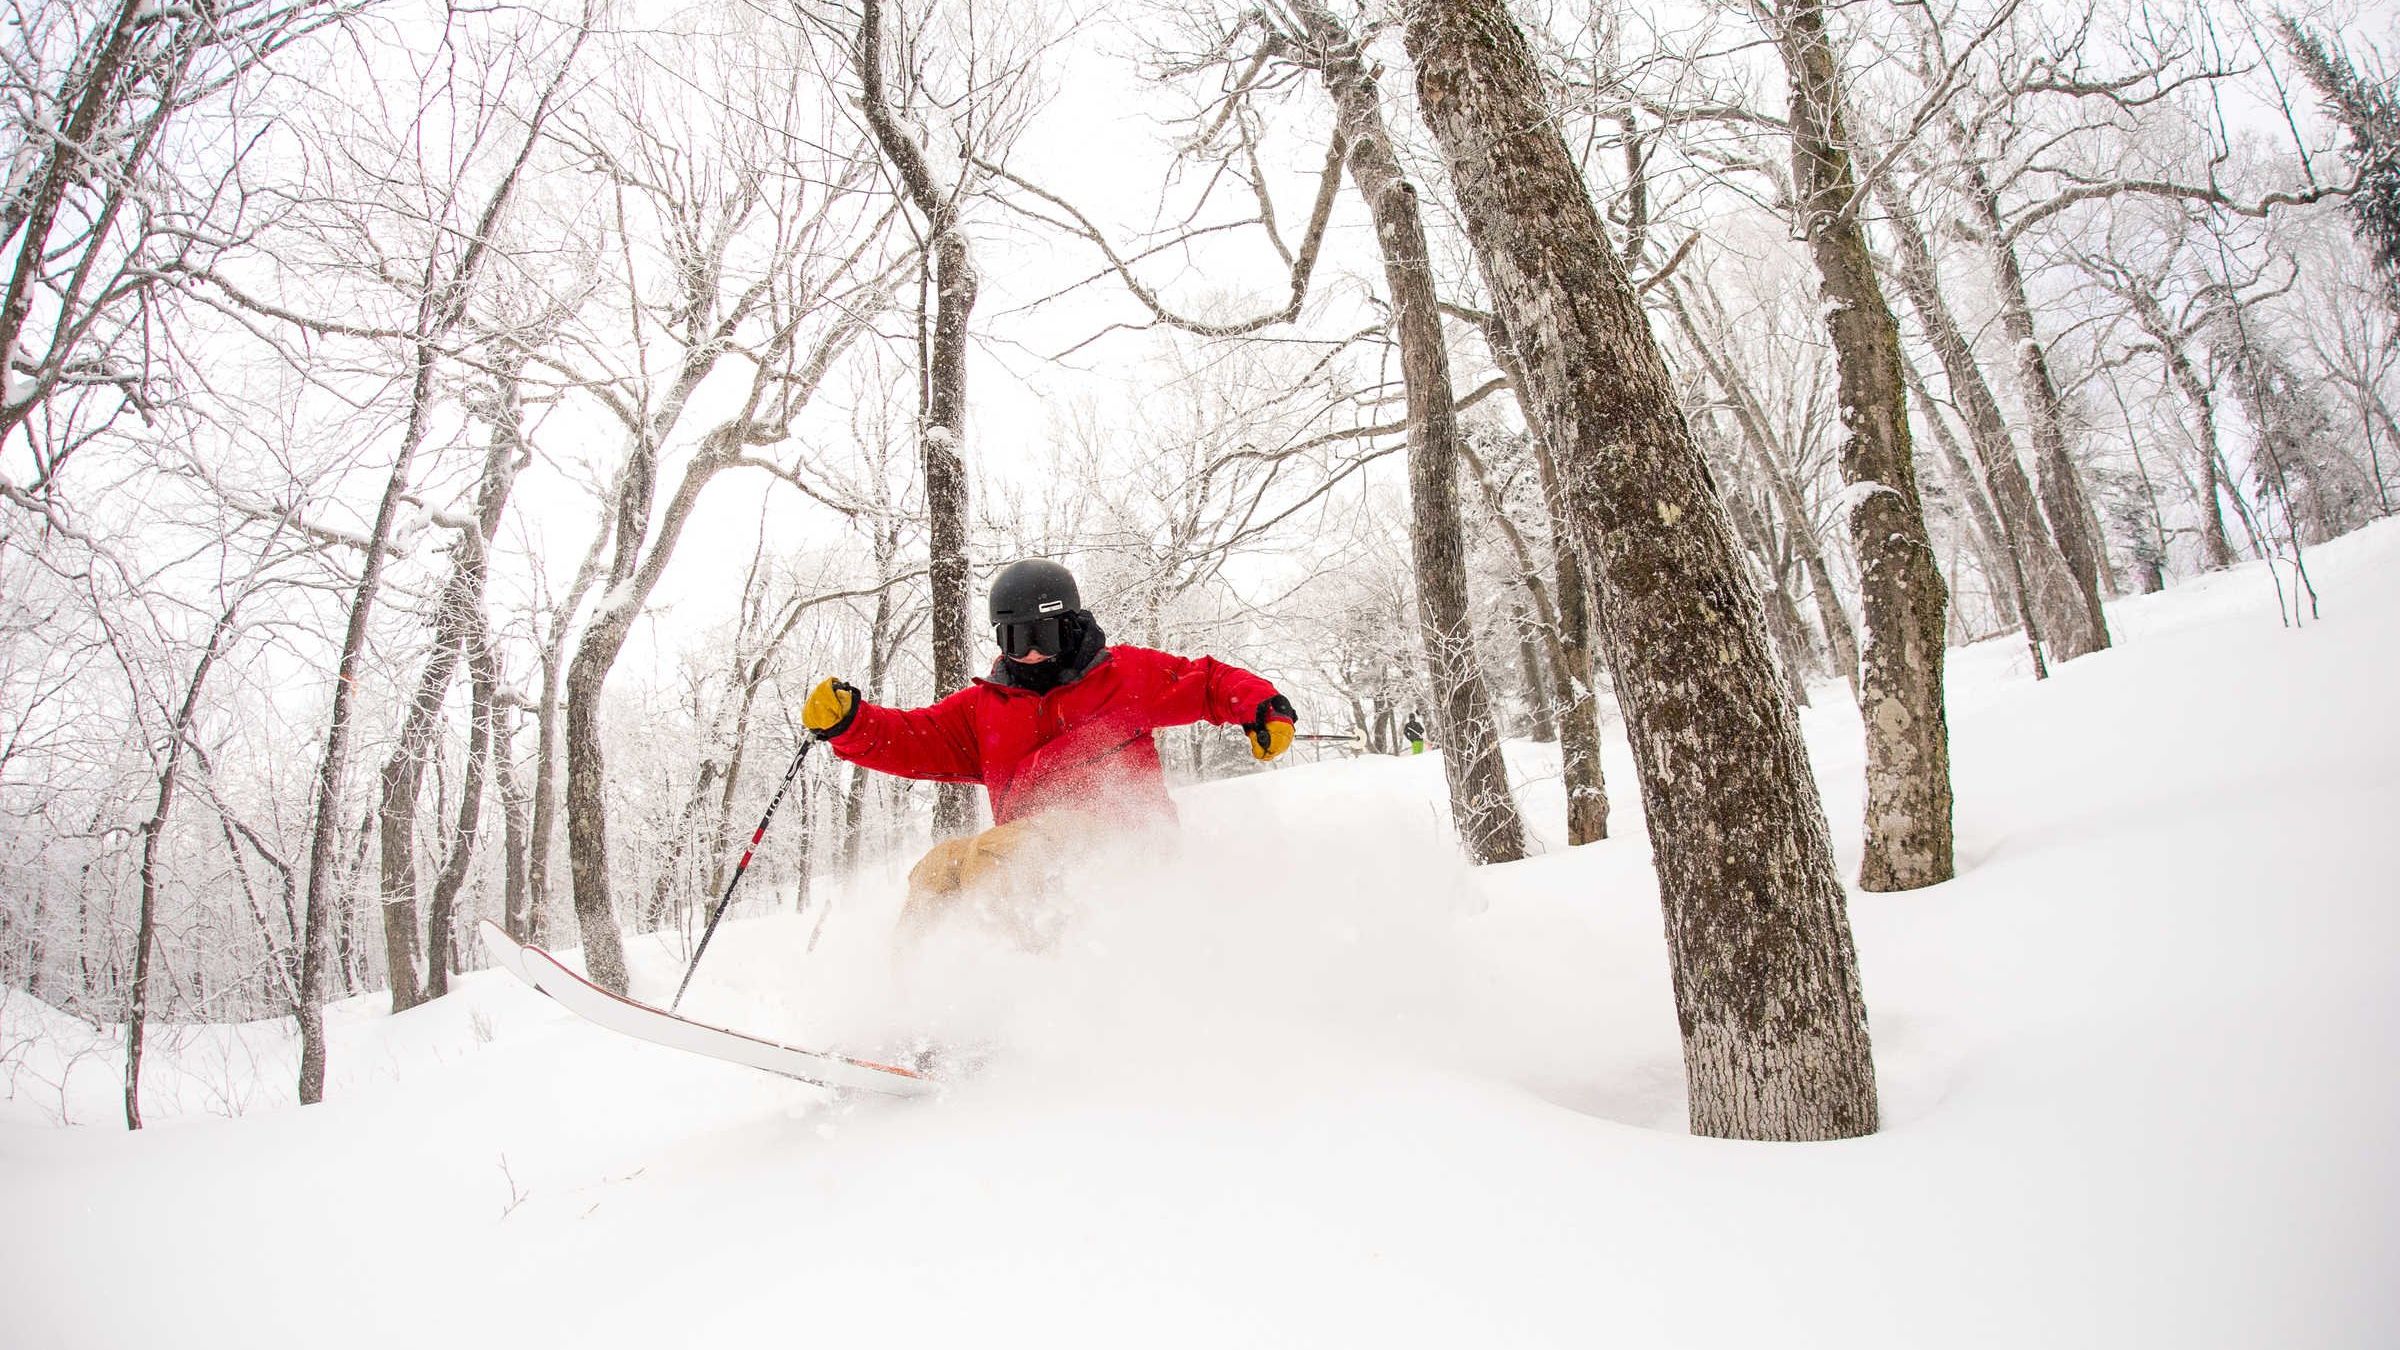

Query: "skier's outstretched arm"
<box><xmin>803</xmin><ymin>678</ymin><xmax>983</xmax><ymax>784</ymax></box>
<box><xmin>1130</xmin><ymin>649</ymin><xmax>1296</xmax><ymax>761</ymax></box>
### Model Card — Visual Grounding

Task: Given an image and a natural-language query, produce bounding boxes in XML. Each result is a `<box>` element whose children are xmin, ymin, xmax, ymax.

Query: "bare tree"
<box><xmin>1280</xmin><ymin>0</ymin><xmax>1526</xmax><ymax>864</ymax></box>
<box><xmin>1769</xmin><ymin>0</ymin><xmax>1954</xmax><ymax>891</ymax></box>
<box><xmin>550</xmin><ymin>34</ymin><xmax>898</xmax><ymax>992</ymax></box>
<box><xmin>374</xmin><ymin>354</ymin><xmax>534</xmax><ymax>1011</ymax></box>
<box><xmin>520</xmin><ymin>485</ymin><xmax>613</xmax><ymax>947</ymax></box>
<box><xmin>118</xmin><ymin>533</ymin><xmax>283</xmax><ymax>1127</ymax></box>
<box><xmin>1663</xmin><ymin>277</ymin><xmax>1862</xmax><ymax>697</ymax></box>
<box><xmin>850</xmin><ymin>0</ymin><xmax>1048</xmax><ymax>841</ymax></box>
<box><xmin>2073</xmin><ymin>234</ymin><xmax>2246</xmax><ymax>569</ymax></box>
<box><xmin>1871</xmin><ymin>168</ymin><xmax>2103</xmax><ymax>659</ymax></box>
<box><xmin>285</xmin><ymin>9</ymin><xmax>590</xmax><ymax>1100</ymax></box>
<box><xmin>0</xmin><ymin>0</ymin><xmax>356</xmax><ymax>470</ymax></box>
<box><xmin>1404</xmin><ymin>0</ymin><xmax>1877</xmax><ymax>1140</ymax></box>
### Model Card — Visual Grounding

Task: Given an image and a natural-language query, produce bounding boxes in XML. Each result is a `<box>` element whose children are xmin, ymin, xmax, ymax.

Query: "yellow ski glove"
<box><xmin>1248</xmin><ymin>695</ymin><xmax>1296</xmax><ymax>762</ymax></box>
<box><xmin>803</xmin><ymin>678</ymin><xmax>860</xmax><ymax>740</ymax></box>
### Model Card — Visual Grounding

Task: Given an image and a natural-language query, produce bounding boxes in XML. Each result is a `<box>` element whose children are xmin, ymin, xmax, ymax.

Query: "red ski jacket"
<box><xmin>825</xmin><ymin>645</ymin><xmax>1284</xmax><ymax>825</ymax></box>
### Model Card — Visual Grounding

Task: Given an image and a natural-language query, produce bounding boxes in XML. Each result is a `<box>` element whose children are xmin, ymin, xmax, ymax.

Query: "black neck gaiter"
<box><xmin>1000</xmin><ymin>612</ymin><xmax>1105</xmax><ymax>693</ymax></box>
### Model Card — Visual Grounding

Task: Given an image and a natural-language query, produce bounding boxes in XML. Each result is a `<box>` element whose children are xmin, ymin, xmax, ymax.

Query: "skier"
<box><xmin>801</xmin><ymin>558</ymin><xmax>1296</xmax><ymax>943</ymax></box>
<box><xmin>1403</xmin><ymin>711</ymin><xmax>1426</xmax><ymax>755</ymax></box>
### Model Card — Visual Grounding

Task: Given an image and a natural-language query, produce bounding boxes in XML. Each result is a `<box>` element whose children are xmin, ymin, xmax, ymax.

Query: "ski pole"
<box><xmin>672</xmin><ymin>738</ymin><xmax>814</xmax><ymax>1011</ymax></box>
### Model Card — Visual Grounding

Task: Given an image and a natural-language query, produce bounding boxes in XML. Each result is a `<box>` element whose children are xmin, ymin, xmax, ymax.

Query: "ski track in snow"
<box><xmin>5</xmin><ymin>522</ymin><xmax>2399</xmax><ymax>1348</ymax></box>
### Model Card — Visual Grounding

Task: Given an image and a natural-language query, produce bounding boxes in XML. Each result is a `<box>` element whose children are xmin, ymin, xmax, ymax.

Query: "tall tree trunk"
<box><xmin>127</xmin><ymin>595</ymin><xmax>245</xmax><ymax>1128</ymax></box>
<box><xmin>373</xmin><ymin>630</ymin><xmax>451</xmax><ymax>1011</ymax></box>
<box><xmin>422</xmin><ymin>628</ymin><xmax>498</xmax><ymax>998</ymax></box>
<box><xmin>1780</xmin><ymin>3</ymin><xmax>1952</xmax><ymax>890</ymax></box>
<box><xmin>527</xmin><ymin>521</ymin><xmax>610</xmax><ymax>948</ymax></box>
<box><xmin>294</xmin><ymin>33</ymin><xmax>583</xmax><ymax>1094</ymax></box>
<box><xmin>1871</xmin><ymin>172</ymin><xmax>2097</xmax><ymax>660</ymax></box>
<box><xmin>561</xmin><ymin>644</ymin><xmax>627</xmax><ymax>986</ymax></box>
<box><xmin>1298</xmin><ymin>1</ymin><xmax>1526</xmax><ymax>863</ymax></box>
<box><xmin>557</xmin><ymin>248</ymin><xmax>859</xmax><ymax>991</ymax></box>
<box><xmin>843</xmin><ymin>562</ymin><xmax>897</xmax><ymax>873</ymax></box>
<box><xmin>1511</xmin><ymin>599</ymin><xmax>1557</xmax><ymax>742</ymax></box>
<box><xmin>1957</xmin><ymin>152</ymin><xmax>2119</xmax><ymax>629</ymax></box>
<box><xmin>1404</xmin><ymin>0</ymin><xmax>1877</xmax><ymax>1140</ymax></box>
<box><xmin>565</xmin><ymin>429</ymin><xmax>745</xmax><ymax>994</ymax></box>
<box><xmin>498</xmin><ymin>721</ymin><xmax>534</xmax><ymax>942</ymax></box>
<box><xmin>334</xmin><ymin>805</ymin><xmax>372</xmax><ymax>999</ymax></box>
<box><xmin>1479</xmin><ymin>316</ymin><xmax>1608</xmax><ymax>842</ymax></box>
<box><xmin>921</xmin><ymin>236</ymin><xmax>977</xmax><ymax>840</ymax></box>
<box><xmin>1546</xmin><ymin>551</ymin><xmax>1611</xmax><ymax>847</ymax></box>
<box><xmin>858</xmin><ymin>0</ymin><xmax>978</xmax><ymax>841</ymax></box>
<box><xmin>297</xmin><ymin>377</ymin><xmax>429</xmax><ymax>1103</ymax></box>
<box><xmin>376</xmin><ymin>378</ymin><xmax>524</xmax><ymax>1011</ymax></box>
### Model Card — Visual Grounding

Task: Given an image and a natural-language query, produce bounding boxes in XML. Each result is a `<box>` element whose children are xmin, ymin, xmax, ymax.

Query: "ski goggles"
<box><xmin>996</xmin><ymin>616</ymin><xmax>1069</xmax><ymax>659</ymax></box>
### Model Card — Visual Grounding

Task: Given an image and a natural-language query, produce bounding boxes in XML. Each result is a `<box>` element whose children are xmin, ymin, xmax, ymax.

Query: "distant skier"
<box><xmin>1403</xmin><ymin>711</ymin><xmax>1426</xmax><ymax>755</ymax></box>
<box><xmin>802</xmin><ymin>558</ymin><xmax>1295</xmax><ymax>943</ymax></box>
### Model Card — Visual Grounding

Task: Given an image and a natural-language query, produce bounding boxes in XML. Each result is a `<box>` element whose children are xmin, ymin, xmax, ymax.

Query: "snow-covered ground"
<box><xmin>6</xmin><ymin>525</ymin><xmax>2397</xmax><ymax>1349</ymax></box>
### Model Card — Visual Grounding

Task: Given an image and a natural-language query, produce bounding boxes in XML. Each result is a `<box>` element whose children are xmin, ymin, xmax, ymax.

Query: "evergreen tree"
<box><xmin>2280</xmin><ymin>19</ymin><xmax>2400</xmax><ymax>306</ymax></box>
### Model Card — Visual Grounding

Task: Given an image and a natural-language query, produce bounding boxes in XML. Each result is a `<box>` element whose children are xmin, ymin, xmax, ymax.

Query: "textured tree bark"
<box><xmin>1480</xmin><ymin>317</ymin><xmax>1608</xmax><ymax>842</ymax></box>
<box><xmin>1779</xmin><ymin>1</ymin><xmax>1953</xmax><ymax>891</ymax></box>
<box><xmin>1957</xmin><ymin>154</ymin><xmax>2119</xmax><ymax>626</ymax></box>
<box><xmin>921</xmin><ymin>236</ymin><xmax>978</xmax><ymax>840</ymax></box>
<box><xmin>1546</xmin><ymin>548</ymin><xmax>1612</xmax><ymax>847</ymax></box>
<box><xmin>858</xmin><ymin>0</ymin><xmax>978</xmax><ymax>841</ymax></box>
<box><xmin>1873</xmin><ymin>174</ymin><xmax>2099</xmax><ymax>660</ymax></box>
<box><xmin>374</xmin><ymin>631</ymin><xmax>450</xmax><ymax>1010</ymax></box>
<box><xmin>1404</xmin><ymin>0</ymin><xmax>1877</xmax><ymax>1139</ymax></box>
<box><xmin>1296</xmin><ymin>1</ymin><xmax>1526</xmax><ymax>863</ymax></box>
<box><xmin>422</xmin><ymin>627</ymin><xmax>497</xmax><ymax>998</ymax></box>
<box><xmin>527</xmin><ymin>518</ymin><xmax>610</xmax><ymax>949</ymax></box>
<box><xmin>561</xmin><ymin>646</ymin><xmax>628</xmax><ymax>988</ymax></box>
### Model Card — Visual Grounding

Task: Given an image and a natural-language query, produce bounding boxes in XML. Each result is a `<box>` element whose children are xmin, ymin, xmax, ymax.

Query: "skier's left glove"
<box><xmin>803</xmin><ymin>678</ymin><xmax>861</xmax><ymax>740</ymax></box>
<box><xmin>1247</xmin><ymin>694</ymin><xmax>1296</xmax><ymax>762</ymax></box>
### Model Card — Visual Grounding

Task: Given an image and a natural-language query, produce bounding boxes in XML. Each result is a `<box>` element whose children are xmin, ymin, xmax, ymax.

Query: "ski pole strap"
<box><xmin>672</xmin><ymin>739</ymin><xmax>813</xmax><ymax>1011</ymax></box>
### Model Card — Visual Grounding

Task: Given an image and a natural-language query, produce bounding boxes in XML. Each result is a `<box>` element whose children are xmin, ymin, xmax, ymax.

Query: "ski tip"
<box><xmin>477</xmin><ymin>919</ymin><xmax>530</xmax><ymax>981</ymax></box>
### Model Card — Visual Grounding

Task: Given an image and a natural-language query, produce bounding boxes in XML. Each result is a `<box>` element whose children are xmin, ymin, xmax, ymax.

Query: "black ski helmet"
<box><xmin>988</xmin><ymin>558</ymin><xmax>1081</xmax><ymax>626</ymax></box>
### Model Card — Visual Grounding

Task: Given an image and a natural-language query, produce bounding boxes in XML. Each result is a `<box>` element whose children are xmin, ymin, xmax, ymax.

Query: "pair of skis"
<box><xmin>477</xmin><ymin>920</ymin><xmax>936</xmax><ymax>1098</ymax></box>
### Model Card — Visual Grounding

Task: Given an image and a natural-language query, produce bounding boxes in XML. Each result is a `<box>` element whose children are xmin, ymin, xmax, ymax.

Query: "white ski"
<box><xmin>477</xmin><ymin>921</ymin><xmax>937</xmax><ymax>1098</ymax></box>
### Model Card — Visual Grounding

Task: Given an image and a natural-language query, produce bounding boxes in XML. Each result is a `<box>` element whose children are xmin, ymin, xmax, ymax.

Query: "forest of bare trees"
<box><xmin>3</xmin><ymin>0</ymin><xmax>2392</xmax><ymax>1141</ymax></box>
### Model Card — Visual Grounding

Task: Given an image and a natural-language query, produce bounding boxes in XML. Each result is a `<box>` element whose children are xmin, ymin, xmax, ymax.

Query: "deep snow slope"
<box><xmin>4</xmin><ymin>523</ymin><xmax>2397</xmax><ymax>1350</ymax></box>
